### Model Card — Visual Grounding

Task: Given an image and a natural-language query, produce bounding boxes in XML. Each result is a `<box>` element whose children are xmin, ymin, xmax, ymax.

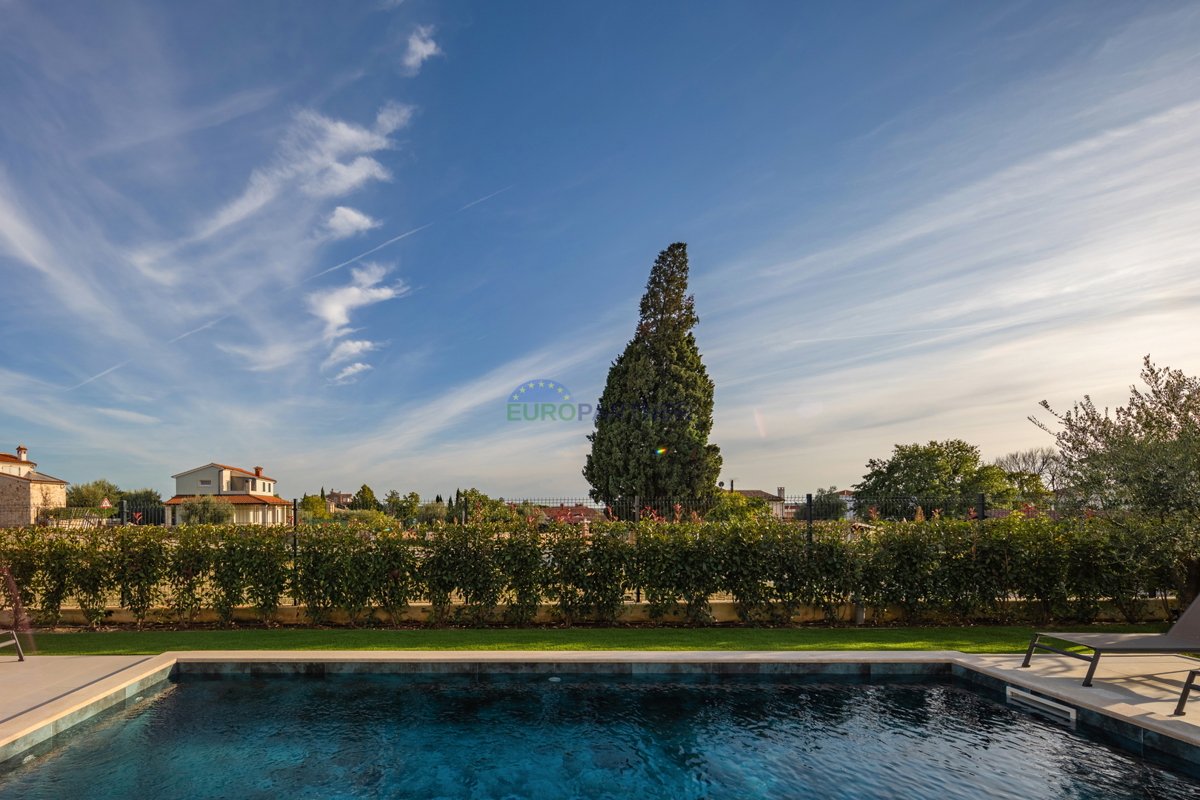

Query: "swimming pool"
<box><xmin>3</xmin><ymin>675</ymin><xmax>1198</xmax><ymax>799</ymax></box>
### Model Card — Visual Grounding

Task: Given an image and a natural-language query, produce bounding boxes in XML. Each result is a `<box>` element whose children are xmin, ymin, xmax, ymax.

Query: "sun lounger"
<box><xmin>1021</xmin><ymin>601</ymin><xmax>1200</xmax><ymax>686</ymax></box>
<box><xmin>1173</xmin><ymin>668</ymin><xmax>1200</xmax><ymax>715</ymax></box>
<box><xmin>0</xmin><ymin>629</ymin><xmax>24</xmax><ymax>661</ymax></box>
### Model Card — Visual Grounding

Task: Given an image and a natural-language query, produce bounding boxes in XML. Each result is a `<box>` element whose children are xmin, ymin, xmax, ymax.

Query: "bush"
<box><xmin>496</xmin><ymin>527</ymin><xmax>545</xmax><ymax>625</ymax></box>
<box><xmin>299</xmin><ymin>494</ymin><xmax>330</xmax><ymax>520</ymax></box>
<box><xmin>112</xmin><ymin>528</ymin><xmax>167</xmax><ymax>627</ymax></box>
<box><xmin>544</xmin><ymin>524</ymin><xmax>631</xmax><ymax>626</ymax></box>
<box><xmin>634</xmin><ymin>522</ymin><xmax>721</xmax><ymax>624</ymax></box>
<box><xmin>73</xmin><ymin>530</ymin><xmax>115</xmax><ymax>627</ymax></box>
<box><xmin>167</xmin><ymin>528</ymin><xmax>211</xmax><ymax>626</ymax></box>
<box><xmin>704</xmin><ymin>492</ymin><xmax>773</xmax><ymax>523</ymax></box>
<box><xmin>332</xmin><ymin>509</ymin><xmax>393</xmax><ymax>527</ymax></box>
<box><xmin>292</xmin><ymin>527</ymin><xmax>352</xmax><ymax>624</ymax></box>
<box><xmin>180</xmin><ymin>496</ymin><xmax>235</xmax><ymax>525</ymax></box>
<box><xmin>2</xmin><ymin>515</ymin><xmax>1197</xmax><ymax>627</ymax></box>
<box><xmin>372</xmin><ymin>531</ymin><xmax>416</xmax><ymax>624</ymax></box>
<box><xmin>416</xmin><ymin>502</ymin><xmax>447</xmax><ymax>525</ymax></box>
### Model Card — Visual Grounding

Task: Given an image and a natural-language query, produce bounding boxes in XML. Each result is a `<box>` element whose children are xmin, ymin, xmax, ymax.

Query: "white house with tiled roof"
<box><xmin>164</xmin><ymin>462</ymin><xmax>291</xmax><ymax>526</ymax></box>
<box><xmin>0</xmin><ymin>446</ymin><xmax>68</xmax><ymax>527</ymax></box>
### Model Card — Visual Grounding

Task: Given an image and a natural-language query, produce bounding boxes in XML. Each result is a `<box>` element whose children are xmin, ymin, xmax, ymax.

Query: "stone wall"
<box><xmin>0</xmin><ymin>478</ymin><xmax>66</xmax><ymax>527</ymax></box>
<box><xmin>33</xmin><ymin>482</ymin><xmax>66</xmax><ymax>510</ymax></box>
<box><xmin>0</xmin><ymin>476</ymin><xmax>32</xmax><ymax>527</ymax></box>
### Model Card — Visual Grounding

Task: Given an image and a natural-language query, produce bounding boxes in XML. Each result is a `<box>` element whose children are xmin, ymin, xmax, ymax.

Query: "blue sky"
<box><xmin>2</xmin><ymin>1</ymin><xmax>1199</xmax><ymax>500</ymax></box>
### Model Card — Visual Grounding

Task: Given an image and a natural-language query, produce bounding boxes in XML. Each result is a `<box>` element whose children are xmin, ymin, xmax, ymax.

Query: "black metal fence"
<box><xmin>0</xmin><ymin>492</ymin><xmax>1100</xmax><ymax>529</ymax></box>
<box><xmin>1</xmin><ymin>503</ymin><xmax>167</xmax><ymax>528</ymax></box>
<box><xmin>499</xmin><ymin>494</ymin><xmax>994</xmax><ymax>523</ymax></box>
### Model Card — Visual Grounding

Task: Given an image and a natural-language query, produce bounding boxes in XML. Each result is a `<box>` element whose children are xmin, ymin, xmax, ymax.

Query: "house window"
<box><xmin>199</xmin><ymin>479</ymin><xmax>212</xmax><ymax>487</ymax></box>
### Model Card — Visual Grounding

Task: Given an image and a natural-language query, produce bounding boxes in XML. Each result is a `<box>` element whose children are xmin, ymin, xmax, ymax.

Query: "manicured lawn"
<box><xmin>18</xmin><ymin>623</ymin><xmax>1172</xmax><ymax>656</ymax></box>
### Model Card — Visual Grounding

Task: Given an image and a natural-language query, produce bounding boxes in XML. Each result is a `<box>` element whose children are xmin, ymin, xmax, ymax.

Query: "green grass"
<box><xmin>17</xmin><ymin>623</ymin><xmax>1172</xmax><ymax>656</ymax></box>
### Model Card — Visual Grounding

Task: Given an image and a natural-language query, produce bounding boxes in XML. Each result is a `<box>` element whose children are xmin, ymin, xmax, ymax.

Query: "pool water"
<box><xmin>3</xmin><ymin>676</ymin><xmax>1198</xmax><ymax>799</ymax></box>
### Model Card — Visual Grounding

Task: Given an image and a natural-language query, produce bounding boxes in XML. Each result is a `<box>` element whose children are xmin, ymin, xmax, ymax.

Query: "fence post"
<box><xmin>806</xmin><ymin>493</ymin><xmax>814</xmax><ymax>544</ymax></box>
<box><xmin>634</xmin><ymin>494</ymin><xmax>642</xmax><ymax>602</ymax></box>
<box><xmin>977</xmin><ymin>493</ymin><xmax>986</xmax><ymax>523</ymax></box>
<box><xmin>120</xmin><ymin>499</ymin><xmax>128</xmax><ymax>526</ymax></box>
<box><xmin>291</xmin><ymin>499</ymin><xmax>299</xmax><ymax>607</ymax></box>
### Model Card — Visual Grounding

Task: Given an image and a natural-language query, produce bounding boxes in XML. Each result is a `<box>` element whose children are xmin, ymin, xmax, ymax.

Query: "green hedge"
<box><xmin>1</xmin><ymin>516</ymin><xmax>1196</xmax><ymax>628</ymax></box>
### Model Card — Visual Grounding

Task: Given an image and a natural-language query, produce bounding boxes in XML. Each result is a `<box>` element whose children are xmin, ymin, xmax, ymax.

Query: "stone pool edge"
<box><xmin>4</xmin><ymin>650</ymin><xmax>1200</xmax><ymax>778</ymax></box>
<box><xmin>0</xmin><ymin>653</ymin><xmax>176</xmax><ymax>769</ymax></box>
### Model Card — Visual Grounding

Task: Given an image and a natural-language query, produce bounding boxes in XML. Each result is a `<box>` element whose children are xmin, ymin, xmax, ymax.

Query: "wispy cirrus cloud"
<box><xmin>325</xmin><ymin>206</ymin><xmax>381</xmax><ymax>239</ymax></box>
<box><xmin>332</xmin><ymin>362</ymin><xmax>373</xmax><ymax>385</ymax></box>
<box><xmin>322</xmin><ymin>339</ymin><xmax>382</xmax><ymax>370</ymax></box>
<box><xmin>93</xmin><ymin>408</ymin><xmax>162</xmax><ymax>425</ymax></box>
<box><xmin>401</xmin><ymin>25</ymin><xmax>441</xmax><ymax>77</ymax></box>
<box><xmin>306</xmin><ymin>262</ymin><xmax>409</xmax><ymax>341</ymax></box>
<box><xmin>86</xmin><ymin>87</ymin><xmax>279</xmax><ymax>157</ymax></box>
<box><xmin>0</xmin><ymin>174</ymin><xmax>137</xmax><ymax>343</ymax></box>
<box><xmin>193</xmin><ymin>103</ymin><xmax>411</xmax><ymax>242</ymax></box>
<box><xmin>36</xmin><ymin>96</ymin><xmax>420</xmax><ymax>395</ymax></box>
<box><xmin>101</xmin><ymin>100</ymin><xmax>416</xmax><ymax>383</ymax></box>
<box><xmin>217</xmin><ymin>339</ymin><xmax>319</xmax><ymax>372</ymax></box>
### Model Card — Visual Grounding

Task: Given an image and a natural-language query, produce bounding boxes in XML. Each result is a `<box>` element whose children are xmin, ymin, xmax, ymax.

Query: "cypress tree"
<box><xmin>584</xmin><ymin>242</ymin><xmax>722</xmax><ymax>501</ymax></box>
<box><xmin>351</xmin><ymin>484</ymin><xmax>381</xmax><ymax>511</ymax></box>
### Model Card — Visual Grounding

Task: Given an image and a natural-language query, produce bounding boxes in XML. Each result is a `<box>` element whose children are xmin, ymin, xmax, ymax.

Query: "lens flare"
<box><xmin>655</xmin><ymin>447</ymin><xmax>668</xmax><ymax>455</ymax></box>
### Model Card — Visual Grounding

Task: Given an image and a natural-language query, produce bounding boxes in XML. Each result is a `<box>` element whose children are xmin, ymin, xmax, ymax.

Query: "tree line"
<box><xmin>65</xmin><ymin>480</ymin><xmax>161</xmax><ymax>508</ymax></box>
<box><xmin>298</xmin><ymin>487</ymin><xmax>527</xmax><ymax>526</ymax></box>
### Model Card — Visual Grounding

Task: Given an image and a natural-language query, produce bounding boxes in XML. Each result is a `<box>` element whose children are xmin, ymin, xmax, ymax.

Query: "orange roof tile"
<box><xmin>210</xmin><ymin>463</ymin><xmax>276</xmax><ymax>481</ymax></box>
<box><xmin>171</xmin><ymin>463</ymin><xmax>277</xmax><ymax>481</ymax></box>
<box><xmin>735</xmin><ymin>489</ymin><xmax>784</xmax><ymax>501</ymax></box>
<box><xmin>0</xmin><ymin>470</ymin><xmax>66</xmax><ymax>484</ymax></box>
<box><xmin>164</xmin><ymin>494</ymin><xmax>291</xmax><ymax>505</ymax></box>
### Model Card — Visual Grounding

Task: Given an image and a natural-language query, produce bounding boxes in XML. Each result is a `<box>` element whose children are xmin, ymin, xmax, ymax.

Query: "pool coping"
<box><xmin>0</xmin><ymin>653</ymin><xmax>176</xmax><ymax>768</ymax></box>
<box><xmin>5</xmin><ymin>650</ymin><xmax>1200</xmax><ymax>778</ymax></box>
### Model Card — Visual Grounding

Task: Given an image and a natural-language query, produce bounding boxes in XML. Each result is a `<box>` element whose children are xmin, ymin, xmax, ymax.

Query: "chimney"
<box><xmin>777</xmin><ymin>486</ymin><xmax>785</xmax><ymax>500</ymax></box>
<box><xmin>16</xmin><ymin>446</ymin><xmax>28</xmax><ymax>462</ymax></box>
<box><xmin>254</xmin><ymin>466</ymin><xmax>263</xmax><ymax>477</ymax></box>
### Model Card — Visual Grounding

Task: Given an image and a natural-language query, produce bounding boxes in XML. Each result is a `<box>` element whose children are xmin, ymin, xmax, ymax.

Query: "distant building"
<box><xmin>164</xmin><ymin>462</ymin><xmax>291</xmax><ymax>525</ymax></box>
<box><xmin>0</xmin><ymin>446</ymin><xmax>67</xmax><ymax>527</ymax></box>
<box><xmin>326</xmin><ymin>490</ymin><xmax>354</xmax><ymax>514</ymax></box>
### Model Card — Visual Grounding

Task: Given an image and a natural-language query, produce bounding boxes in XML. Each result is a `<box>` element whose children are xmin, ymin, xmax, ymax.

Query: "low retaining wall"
<box><xmin>1</xmin><ymin>599</ymin><xmax>1173</xmax><ymax>627</ymax></box>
